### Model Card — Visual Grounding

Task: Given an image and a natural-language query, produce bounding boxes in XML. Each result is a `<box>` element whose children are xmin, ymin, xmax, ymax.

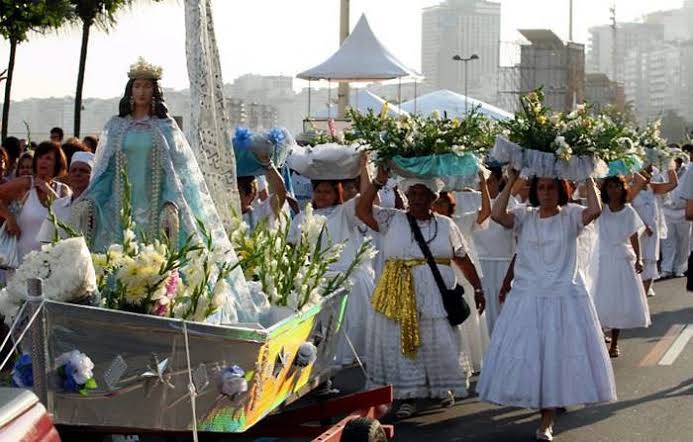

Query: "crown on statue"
<box><xmin>127</xmin><ymin>57</ymin><xmax>163</xmax><ymax>80</ymax></box>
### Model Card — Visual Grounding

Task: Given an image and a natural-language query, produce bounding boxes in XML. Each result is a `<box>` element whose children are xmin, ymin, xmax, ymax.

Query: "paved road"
<box><xmin>375</xmin><ymin>277</ymin><xmax>693</xmax><ymax>442</ymax></box>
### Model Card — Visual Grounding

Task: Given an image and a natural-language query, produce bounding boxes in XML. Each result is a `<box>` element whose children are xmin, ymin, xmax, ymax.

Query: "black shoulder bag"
<box><xmin>406</xmin><ymin>213</ymin><xmax>471</xmax><ymax>326</ymax></box>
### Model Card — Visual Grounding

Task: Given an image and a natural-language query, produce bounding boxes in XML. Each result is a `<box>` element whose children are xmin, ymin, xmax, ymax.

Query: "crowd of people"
<box><xmin>2</xmin><ymin>60</ymin><xmax>692</xmax><ymax>441</ymax></box>
<box><xmin>239</xmin><ymin>143</ymin><xmax>693</xmax><ymax>441</ymax></box>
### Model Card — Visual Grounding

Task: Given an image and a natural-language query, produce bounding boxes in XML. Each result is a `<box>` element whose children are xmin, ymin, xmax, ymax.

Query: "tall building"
<box><xmin>421</xmin><ymin>0</ymin><xmax>500</xmax><ymax>103</ymax></box>
<box><xmin>587</xmin><ymin>22</ymin><xmax>663</xmax><ymax>83</ymax></box>
<box><xmin>645</xmin><ymin>1</ymin><xmax>693</xmax><ymax>42</ymax></box>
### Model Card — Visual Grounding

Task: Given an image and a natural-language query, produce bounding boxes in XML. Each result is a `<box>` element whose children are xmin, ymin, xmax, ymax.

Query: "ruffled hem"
<box><xmin>367</xmin><ymin>380</ymin><xmax>470</xmax><ymax>400</ymax></box>
<box><xmin>491</xmin><ymin>136</ymin><xmax>609</xmax><ymax>181</ymax></box>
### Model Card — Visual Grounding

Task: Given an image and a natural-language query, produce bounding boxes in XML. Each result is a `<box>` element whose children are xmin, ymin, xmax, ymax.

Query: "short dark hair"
<box><xmin>82</xmin><ymin>136</ymin><xmax>98</xmax><ymax>153</ymax></box>
<box><xmin>601</xmin><ymin>176</ymin><xmax>627</xmax><ymax>206</ymax></box>
<box><xmin>237</xmin><ymin>176</ymin><xmax>257</xmax><ymax>196</ymax></box>
<box><xmin>50</xmin><ymin>127</ymin><xmax>64</xmax><ymax>141</ymax></box>
<box><xmin>33</xmin><ymin>141</ymin><xmax>67</xmax><ymax>178</ymax></box>
<box><xmin>61</xmin><ymin>137</ymin><xmax>88</xmax><ymax>165</ymax></box>
<box><xmin>15</xmin><ymin>151</ymin><xmax>33</xmax><ymax>176</ymax></box>
<box><xmin>1</xmin><ymin>136</ymin><xmax>21</xmax><ymax>164</ymax></box>
<box><xmin>435</xmin><ymin>191</ymin><xmax>457</xmax><ymax>217</ymax></box>
<box><xmin>528</xmin><ymin>176</ymin><xmax>570</xmax><ymax>207</ymax></box>
<box><xmin>682</xmin><ymin>143</ymin><xmax>693</xmax><ymax>153</ymax></box>
<box><xmin>311</xmin><ymin>179</ymin><xmax>345</xmax><ymax>206</ymax></box>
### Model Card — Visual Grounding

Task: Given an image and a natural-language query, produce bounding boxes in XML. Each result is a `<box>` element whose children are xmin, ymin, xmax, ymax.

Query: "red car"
<box><xmin>0</xmin><ymin>388</ymin><xmax>60</xmax><ymax>442</ymax></box>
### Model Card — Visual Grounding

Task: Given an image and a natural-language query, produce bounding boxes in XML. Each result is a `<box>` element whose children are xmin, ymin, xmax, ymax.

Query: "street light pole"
<box><xmin>452</xmin><ymin>54</ymin><xmax>479</xmax><ymax>114</ymax></box>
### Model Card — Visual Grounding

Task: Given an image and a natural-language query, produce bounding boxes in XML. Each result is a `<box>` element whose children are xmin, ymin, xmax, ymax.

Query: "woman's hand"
<box><xmin>375</xmin><ymin>165</ymin><xmax>389</xmax><ymax>183</ymax></box>
<box><xmin>5</xmin><ymin>215</ymin><xmax>21</xmax><ymax>237</ymax></box>
<box><xmin>634</xmin><ymin>259</ymin><xmax>644</xmax><ymax>274</ymax></box>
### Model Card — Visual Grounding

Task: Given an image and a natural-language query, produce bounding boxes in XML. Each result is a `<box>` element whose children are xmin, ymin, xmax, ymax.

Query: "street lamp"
<box><xmin>452</xmin><ymin>54</ymin><xmax>480</xmax><ymax>113</ymax></box>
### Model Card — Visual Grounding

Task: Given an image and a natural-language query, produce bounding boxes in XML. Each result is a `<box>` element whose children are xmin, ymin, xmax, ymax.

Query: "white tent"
<box><xmin>297</xmin><ymin>14</ymin><xmax>420</xmax><ymax>81</ymax></box>
<box><xmin>400</xmin><ymin>89</ymin><xmax>513</xmax><ymax>121</ymax></box>
<box><xmin>314</xmin><ymin>89</ymin><xmax>408</xmax><ymax>118</ymax></box>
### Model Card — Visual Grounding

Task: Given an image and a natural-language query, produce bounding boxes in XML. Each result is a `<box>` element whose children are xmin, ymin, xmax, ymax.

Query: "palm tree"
<box><xmin>0</xmin><ymin>1</ymin><xmax>71</xmax><ymax>141</ymax></box>
<box><xmin>70</xmin><ymin>0</ymin><xmax>161</xmax><ymax>137</ymax></box>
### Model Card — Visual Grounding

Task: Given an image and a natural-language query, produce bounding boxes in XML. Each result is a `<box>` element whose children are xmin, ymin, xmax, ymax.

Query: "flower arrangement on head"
<box><xmin>88</xmin><ymin>170</ymin><xmax>235</xmax><ymax>322</ymax></box>
<box><xmin>55</xmin><ymin>350</ymin><xmax>97</xmax><ymax>395</ymax></box>
<box><xmin>230</xmin><ymin>206</ymin><xmax>376</xmax><ymax>314</ymax></box>
<box><xmin>493</xmin><ymin>88</ymin><xmax>648</xmax><ymax>180</ymax></box>
<box><xmin>344</xmin><ymin>105</ymin><xmax>496</xmax><ymax>186</ymax></box>
<box><xmin>637</xmin><ymin>120</ymin><xmax>686</xmax><ymax>170</ymax></box>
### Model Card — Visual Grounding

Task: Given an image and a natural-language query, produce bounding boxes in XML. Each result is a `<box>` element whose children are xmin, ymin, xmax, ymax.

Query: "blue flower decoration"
<box><xmin>267</xmin><ymin>128</ymin><xmax>286</xmax><ymax>147</ymax></box>
<box><xmin>233</xmin><ymin>127</ymin><xmax>253</xmax><ymax>151</ymax></box>
<box><xmin>11</xmin><ymin>353</ymin><xmax>33</xmax><ymax>388</ymax></box>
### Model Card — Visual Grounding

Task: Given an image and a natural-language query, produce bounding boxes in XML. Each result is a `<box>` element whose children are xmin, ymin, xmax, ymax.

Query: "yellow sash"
<box><xmin>371</xmin><ymin>257</ymin><xmax>451</xmax><ymax>359</ymax></box>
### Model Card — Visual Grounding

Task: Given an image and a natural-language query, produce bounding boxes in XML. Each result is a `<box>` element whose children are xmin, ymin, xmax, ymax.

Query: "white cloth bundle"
<box><xmin>287</xmin><ymin>143</ymin><xmax>362</xmax><ymax>180</ymax></box>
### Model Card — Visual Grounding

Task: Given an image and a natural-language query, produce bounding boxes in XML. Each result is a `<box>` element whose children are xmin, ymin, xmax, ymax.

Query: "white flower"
<box><xmin>430</xmin><ymin>110</ymin><xmax>442</xmax><ymax>120</ymax></box>
<box><xmin>553</xmin><ymin>136</ymin><xmax>572</xmax><ymax>162</ymax></box>
<box><xmin>451</xmin><ymin>144</ymin><xmax>466</xmax><ymax>156</ymax></box>
<box><xmin>56</xmin><ymin>350</ymin><xmax>94</xmax><ymax>385</ymax></box>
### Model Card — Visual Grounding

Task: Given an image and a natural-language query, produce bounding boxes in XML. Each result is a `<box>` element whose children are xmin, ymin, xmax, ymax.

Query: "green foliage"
<box><xmin>0</xmin><ymin>1</ymin><xmax>71</xmax><ymax>43</ymax></box>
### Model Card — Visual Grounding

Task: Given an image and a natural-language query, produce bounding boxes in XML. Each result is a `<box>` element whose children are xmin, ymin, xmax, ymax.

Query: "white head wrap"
<box><xmin>399</xmin><ymin>177</ymin><xmax>445</xmax><ymax>197</ymax></box>
<box><xmin>71</xmin><ymin>151</ymin><xmax>95</xmax><ymax>170</ymax></box>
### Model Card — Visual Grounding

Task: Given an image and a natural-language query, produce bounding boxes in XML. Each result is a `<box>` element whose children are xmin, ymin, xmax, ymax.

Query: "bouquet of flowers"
<box><xmin>345</xmin><ymin>106</ymin><xmax>493</xmax><ymax>184</ymax></box>
<box><xmin>637</xmin><ymin>120</ymin><xmax>685</xmax><ymax>170</ymax></box>
<box><xmin>231</xmin><ymin>205</ymin><xmax>375</xmax><ymax>314</ymax></box>
<box><xmin>55</xmin><ymin>350</ymin><xmax>97</xmax><ymax>395</ymax></box>
<box><xmin>0</xmin><ymin>235</ymin><xmax>97</xmax><ymax>326</ymax></box>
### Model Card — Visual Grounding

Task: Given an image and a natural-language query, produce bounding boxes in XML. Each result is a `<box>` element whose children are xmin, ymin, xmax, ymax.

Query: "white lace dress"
<box><xmin>631</xmin><ymin>188</ymin><xmax>662</xmax><ymax>281</ymax></box>
<box><xmin>477</xmin><ymin>205</ymin><xmax>616</xmax><ymax>409</ymax></box>
<box><xmin>289</xmin><ymin>198</ymin><xmax>375</xmax><ymax>366</ymax></box>
<box><xmin>367</xmin><ymin>209</ymin><xmax>472</xmax><ymax>400</ymax></box>
<box><xmin>592</xmin><ymin>205</ymin><xmax>651</xmax><ymax>329</ymax></box>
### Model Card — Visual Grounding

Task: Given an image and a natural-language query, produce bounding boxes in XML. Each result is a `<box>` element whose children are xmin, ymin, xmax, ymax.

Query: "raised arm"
<box><xmin>651</xmin><ymin>168</ymin><xmax>678</xmax><ymax>195</ymax></box>
<box><xmin>0</xmin><ymin>177</ymin><xmax>31</xmax><ymax>236</ymax></box>
<box><xmin>491</xmin><ymin>168</ymin><xmax>517</xmax><ymax>229</ymax></box>
<box><xmin>627</xmin><ymin>172</ymin><xmax>647</xmax><ymax>202</ymax></box>
<box><xmin>359</xmin><ymin>153</ymin><xmax>380</xmax><ymax>205</ymax></box>
<box><xmin>356</xmin><ymin>165</ymin><xmax>389</xmax><ymax>232</ymax></box>
<box><xmin>582</xmin><ymin>177</ymin><xmax>602</xmax><ymax>226</ymax></box>
<box><xmin>477</xmin><ymin>170</ymin><xmax>491</xmax><ymax>225</ymax></box>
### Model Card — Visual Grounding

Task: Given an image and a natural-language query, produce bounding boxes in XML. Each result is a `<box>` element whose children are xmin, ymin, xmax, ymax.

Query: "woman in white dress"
<box><xmin>288</xmin><ymin>168</ymin><xmax>375</xmax><ymax>367</ymax></box>
<box><xmin>592</xmin><ymin>176</ymin><xmax>650</xmax><ymax>357</ymax></box>
<box><xmin>433</xmin><ymin>176</ymin><xmax>491</xmax><ymax>372</ymax></box>
<box><xmin>477</xmin><ymin>171</ymin><xmax>616</xmax><ymax>442</ymax></box>
<box><xmin>629</xmin><ymin>167</ymin><xmax>678</xmax><ymax>297</ymax></box>
<box><xmin>356</xmin><ymin>166</ymin><xmax>485</xmax><ymax>419</ymax></box>
<box><xmin>473</xmin><ymin>166</ymin><xmax>517</xmax><ymax>335</ymax></box>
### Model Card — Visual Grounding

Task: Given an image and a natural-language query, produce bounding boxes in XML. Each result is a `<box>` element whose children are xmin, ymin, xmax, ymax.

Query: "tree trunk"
<box><xmin>74</xmin><ymin>20</ymin><xmax>91</xmax><ymax>138</ymax></box>
<box><xmin>2</xmin><ymin>38</ymin><xmax>17</xmax><ymax>142</ymax></box>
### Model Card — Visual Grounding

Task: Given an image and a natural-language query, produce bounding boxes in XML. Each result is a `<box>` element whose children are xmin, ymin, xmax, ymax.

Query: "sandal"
<box><xmin>535</xmin><ymin>426</ymin><xmax>554</xmax><ymax>441</ymax></box>
<box><xmin>395</xmin><ymin>401</ymin><xmax>417</xmax><ymax>419</ymax></box>
<box><xmin>440</xmin><ymin>390</ymin><xmax>455</xmax><ymax>408</ymax></box>
<box><xmin>609</xmin><ymin>346</ymin><xmax>620</xmax><ymax>358</ymax></box>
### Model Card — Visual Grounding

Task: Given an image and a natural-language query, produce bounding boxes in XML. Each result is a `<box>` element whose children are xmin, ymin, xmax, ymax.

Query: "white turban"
<box><xmin>71</xmin><ymin>151</ymin><xmax>95</xmax><ymax>170</ymax></box>
<box><xmin>399</xmin><ymin>177</ymin><xmax>445</xmax><ymax>197</ymax></box>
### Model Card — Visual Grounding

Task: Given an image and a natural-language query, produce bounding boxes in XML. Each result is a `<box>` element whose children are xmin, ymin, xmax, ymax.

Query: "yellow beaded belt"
<box><xmin>371</xmin><ymin>257</ymin><xmax>451</xmax><ymax>359</ymax></box>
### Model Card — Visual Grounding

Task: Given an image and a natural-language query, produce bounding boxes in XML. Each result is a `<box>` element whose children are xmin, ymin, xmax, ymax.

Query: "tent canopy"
<box><xmin>400</xmin><ymin>89</ymin><xmax>513</xmax><ymax>121</ymax></box>
<box><xmin>297</xmin><ymin>14</ymin><xmax>420</xmax><ymax>82</ymax></box>
<box><xmin>314</xmin><ymin>89</ymin><xmax>408</xmax><ymax>118</ymax></box>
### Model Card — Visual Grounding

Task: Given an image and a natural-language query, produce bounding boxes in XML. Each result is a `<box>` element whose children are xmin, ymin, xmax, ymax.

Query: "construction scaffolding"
<box><xmin>496</xmin><ymin>32</ymin><xmax>585</xmax><ymax>113</ymax></box>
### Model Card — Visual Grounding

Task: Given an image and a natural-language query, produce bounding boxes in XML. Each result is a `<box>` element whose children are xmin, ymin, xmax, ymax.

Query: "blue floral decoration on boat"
<box><xmin>11</xmin><ymin>353</ymin><xmax>33</xmax><ymax>388</ymax></box>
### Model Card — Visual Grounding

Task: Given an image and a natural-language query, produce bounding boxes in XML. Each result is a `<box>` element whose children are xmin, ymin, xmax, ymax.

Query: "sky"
<box><xmin>0</xmin><ymin>0</ymin><xmax>685</xmax><ymax>101</ymax></box>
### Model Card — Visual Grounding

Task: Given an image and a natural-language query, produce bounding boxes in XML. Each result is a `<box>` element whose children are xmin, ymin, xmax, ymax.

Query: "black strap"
<box><xmin>406</xmin><ymin>213</ymin><xmax>450</xmax><ymax>296</ymax></box>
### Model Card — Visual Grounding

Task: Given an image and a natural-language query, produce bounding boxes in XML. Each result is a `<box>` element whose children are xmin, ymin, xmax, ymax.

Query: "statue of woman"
<box><xmin>75</xmin><ymin>57</ymin><xmax>257</xmax><ymax>323</ymax></box>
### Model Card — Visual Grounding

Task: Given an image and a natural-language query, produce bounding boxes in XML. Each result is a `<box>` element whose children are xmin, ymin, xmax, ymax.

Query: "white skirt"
<box><xmin>593</xmin><ymin>255</ymin><xmax>651</xmax><ymax>329</ymax></box>
<box><xmin>367</xmin><ymin>313</ymin><xmax>471</xmax><ymax>400</ymax></box>
<box><xmin>335</xmin><ymin>270</ymin><xmax>375</xmax><ymax>366</ymax></box>
<box><xmin>476</xmin><ymin>286</ymin><xmax>617</xmax><ymax>409</ymax></box>
<box><xmin>458</xmin><ymin>273</ymin><xmax>490</xmax><ymax>372</ymax></box>
<box><xmin>479</xmin><ymin>258</ymin><xmax>513</xmax><ymax>335</ymax></box>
